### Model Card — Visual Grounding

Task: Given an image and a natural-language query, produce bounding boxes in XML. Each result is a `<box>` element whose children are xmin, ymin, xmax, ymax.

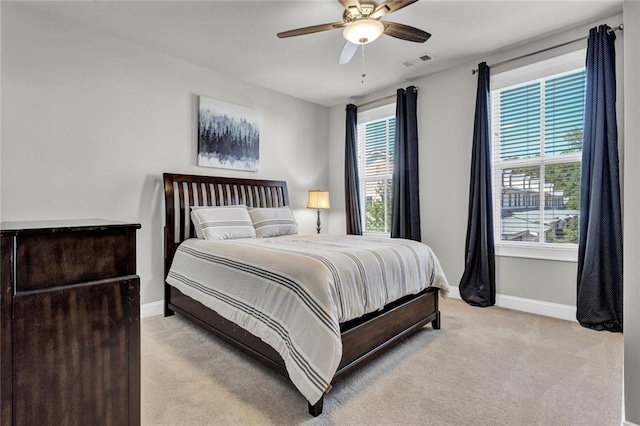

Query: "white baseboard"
<box><xmin>447</xmin><ymin>285</ymin><xmax>577</xmax><ymax>322</ymax></box>
<box><xmin>142</xmin><ymin>287</ymin><xmax>577</xmax><ymax>321</ymax></box>
<box><xmin>141</xmin><ymin>288</ymin><xmax>630</xmax><ymax>422</ymax></box>
<box><xmin>141</xmin><ymin>300</ymin><xmax>164</xmax><ymax>318</ymax></box>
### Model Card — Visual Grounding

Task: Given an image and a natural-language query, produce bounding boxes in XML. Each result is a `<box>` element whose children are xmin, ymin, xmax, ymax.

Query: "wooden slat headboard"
<box><xmin>163</xmin><ymin>173</ymin><xmax>289</xmax><ymax>278</ymax></box>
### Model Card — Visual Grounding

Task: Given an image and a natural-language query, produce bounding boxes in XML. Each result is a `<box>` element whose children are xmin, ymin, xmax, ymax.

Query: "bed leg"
<box><xmin>164</xmin><ymin>297</ymin><xmax>175</xmax><ymax>317</ymax></box>
<box><xmin>164</xmin><ymin>305</ymin><xmax>175</xmax><ymax>317</ymax></box>
<box><xmin>432</xmin><ymin>311</ymin><xmax>441</xmax><ymax>330</ymax></box>
<box><xmin>164</xmin><ymin>282</ymin><xmax>175</xmax><ymax>317</ymax></box>
<box><xmin>308</xmin><ymin>396</ymin><xmax>323</xmax><ymax>417</ymax></box>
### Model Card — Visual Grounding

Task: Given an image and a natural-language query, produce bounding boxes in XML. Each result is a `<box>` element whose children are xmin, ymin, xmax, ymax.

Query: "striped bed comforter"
<box><xmin>166</xmin><ymin>234</ymin><xmax>449</xmax><ymax>405</ymax></box>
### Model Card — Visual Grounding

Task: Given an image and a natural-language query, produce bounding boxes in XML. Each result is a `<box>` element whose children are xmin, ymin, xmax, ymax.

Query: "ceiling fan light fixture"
<box><xmin>343</xmin><ymin>19</ymin><xmax>384</xmax><ymax>45</ymax></box>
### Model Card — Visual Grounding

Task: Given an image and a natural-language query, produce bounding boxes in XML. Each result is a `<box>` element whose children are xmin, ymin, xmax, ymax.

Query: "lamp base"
<box><xmin>316</xmin><ymin>209</ymin><xmax>321</xmax><ymax>234</ymax></box>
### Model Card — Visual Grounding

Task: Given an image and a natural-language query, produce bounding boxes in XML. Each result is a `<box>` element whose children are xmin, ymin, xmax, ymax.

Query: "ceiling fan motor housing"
<box><xmin>343</xmin><ymin>2</ymin><xmax>377</xmax><ymax>21</ymax></box>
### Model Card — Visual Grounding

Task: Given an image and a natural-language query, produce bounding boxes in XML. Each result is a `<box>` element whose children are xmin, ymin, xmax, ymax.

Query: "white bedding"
<box><xmin>166</xmin><ymin>234</ymin><xmax>449</xmax><ymax>405</ymax></box>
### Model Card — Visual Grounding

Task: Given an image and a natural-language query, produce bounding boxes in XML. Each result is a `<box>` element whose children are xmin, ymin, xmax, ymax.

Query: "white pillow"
<box><xmin>248</xmin><ymin>207</ymin><xmax>298</xmax><ymax>238</ymax></box>
<box><xmin>190</xmin><ymin>205</ymin><xmax>256</xmax><ymax>240</ymax></box>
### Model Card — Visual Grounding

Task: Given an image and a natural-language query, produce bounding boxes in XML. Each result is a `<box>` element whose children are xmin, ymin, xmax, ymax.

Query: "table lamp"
<box><xmin>307</xmin><ymin>190</ymin><xmax>330</xmax><ymax>234</ymax></box>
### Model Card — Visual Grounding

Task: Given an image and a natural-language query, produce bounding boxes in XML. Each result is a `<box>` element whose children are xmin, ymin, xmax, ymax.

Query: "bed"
<box><xmin>163</xmin><ymin>172</ymin><xmax>448</xmax><ymax>416</ymax></box>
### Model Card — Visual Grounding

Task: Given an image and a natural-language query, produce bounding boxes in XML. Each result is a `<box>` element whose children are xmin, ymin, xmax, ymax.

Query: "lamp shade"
<box><xmin>343</xmin><ymin>19</ymin><xmax>384</xmax><ymax>45</ymax></box>
<box><xmin>307</xmin><ymin>190</ymin><xmax>330</xmax><ymax>209</ymax></box>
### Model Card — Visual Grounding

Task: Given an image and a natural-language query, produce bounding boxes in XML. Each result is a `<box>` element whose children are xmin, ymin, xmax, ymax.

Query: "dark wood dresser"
<box><xmin>0</xmin><ymin>220</ymin><xmax>141</xmax><ymax>426</ymax></box>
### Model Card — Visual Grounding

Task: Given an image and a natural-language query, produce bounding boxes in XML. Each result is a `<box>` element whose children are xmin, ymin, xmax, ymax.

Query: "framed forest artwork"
<box><xmin>198</xmin><ymin>96</ymin><xmax>260</xmax><ymax>171</ymax></box>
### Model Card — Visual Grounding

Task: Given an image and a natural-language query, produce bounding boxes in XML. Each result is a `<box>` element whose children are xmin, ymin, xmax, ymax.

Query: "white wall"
<box><xmin>0</xmin><ymin>3</ymin><xmax>3</xmax><ymax>223</ymax></box>
<box><xmin>327</xmin><ymin>105</ymin><xmax>347</xmax><ymax>235</ymax></box>
<box><xmin>329</xmin><ymin>14</ymin><xmax>623</xmax><ymax>310</ymax></box>
<box><xmin>623</xmin><ymin>2</ymin><xmax>640</xmax><ymax>424</ymax></box>
<box><xmin>0</xmin><ymin>4</ymin><xmax>329</xmax><ymax>304</ymax></box>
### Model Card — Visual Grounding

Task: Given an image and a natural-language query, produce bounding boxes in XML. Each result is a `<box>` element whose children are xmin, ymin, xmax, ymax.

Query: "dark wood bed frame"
<box><xmin>163</xmin><ymin>172</ymin><xmax>441</xmax><ymax>416</ymax></box>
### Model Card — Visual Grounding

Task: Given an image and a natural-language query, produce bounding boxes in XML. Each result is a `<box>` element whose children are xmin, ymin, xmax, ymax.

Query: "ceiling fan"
<box><xmin>277</xmin><ymin>0</ymin><xmax>431</xmax><ymax>65</ymax></box>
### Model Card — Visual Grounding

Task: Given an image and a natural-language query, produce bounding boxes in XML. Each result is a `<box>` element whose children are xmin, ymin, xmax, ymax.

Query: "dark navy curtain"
<box><xmin>345</xmin><ymin>103</ymin><xmax>363</xmax><ymax>235</ymax></box>
<box><xmin>391</xmin><ymin>86</ymin><xmax>421</xmax><ymax>241</ymax></box>
<box><xmin>459</xmin><ymin>62</ymin><xmax>495</xmax><ymax>307</ymax></box>
<box><xmin>577</xmin><ymin>25</ymin><xmax>622</xmax><ymax>332</ymax></box>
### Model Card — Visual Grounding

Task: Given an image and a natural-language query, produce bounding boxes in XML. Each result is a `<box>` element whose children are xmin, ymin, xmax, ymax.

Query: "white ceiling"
<box><xmin>23</xmin><ymin>0</ymin><xmax>622</xmax><ymax>107</ymax></box>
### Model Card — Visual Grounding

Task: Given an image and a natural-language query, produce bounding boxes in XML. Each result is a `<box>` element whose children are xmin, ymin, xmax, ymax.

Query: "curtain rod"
<box><xmin>355</xmin><ymin>86</ymin><xmax>418</xmax><ymax>108</ymax></box>
<box><xmin>471</xmin><ymin>24</ymin><xmax>623</xmax><ymax>75</ymax></box>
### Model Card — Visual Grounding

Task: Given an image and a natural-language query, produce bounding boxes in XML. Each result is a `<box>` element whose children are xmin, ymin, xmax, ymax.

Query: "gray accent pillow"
<box><xmin>248</xmin><ymin>207</ymin><xmax>299</xmax><ymax>238</ymax></box>
<box><xmin>191</xmin><ymin>205</ymin><xmax>256</xmax><ymax>240</ymax></box>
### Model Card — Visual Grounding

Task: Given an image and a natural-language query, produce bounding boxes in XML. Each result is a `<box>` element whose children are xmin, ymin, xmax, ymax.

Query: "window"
<box><xmin>491</xmin><ymin>51</ymin><xmax>586</xmax><ymax>260</ymax></box>
<box><xmin>357</xmin><ymin>104</ymin><xmax>395</xmax><ymax>234</ymax></box>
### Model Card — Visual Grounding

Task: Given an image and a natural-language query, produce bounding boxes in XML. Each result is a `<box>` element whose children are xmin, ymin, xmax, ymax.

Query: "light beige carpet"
<box><xmin>141</xmin><ymin>298</ymin><xmax>622</xmax><ymax>425</ymax></box>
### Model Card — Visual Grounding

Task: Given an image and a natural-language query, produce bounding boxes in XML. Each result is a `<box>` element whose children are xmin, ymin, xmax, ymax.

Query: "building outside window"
<box><xmin>491</xmin><ymin>50</ymin><xmax>586</xmax><ymax>260</ymax></box>
<box><xmin>357</xmin><ymin>104</ymin><xmax>396</xmax><ymax>234</ymax></box>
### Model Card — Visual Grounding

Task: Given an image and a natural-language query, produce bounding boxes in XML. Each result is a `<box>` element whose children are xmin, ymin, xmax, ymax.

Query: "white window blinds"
<box><xmin>357</xmin><ymin>103</ymin><xmax>396</xmax><ymax>234</ymax></box>
<box><xmin>491</xmin><ymin>50</ymin><xmax>585</xmax><ymax>254</ymax></box>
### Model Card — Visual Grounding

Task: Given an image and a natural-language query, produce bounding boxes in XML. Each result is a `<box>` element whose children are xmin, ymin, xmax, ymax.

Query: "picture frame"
<box><xmin>198</xmin><ymin>96</ymin><xmax>259</xmax><ymax>172</ymax></box>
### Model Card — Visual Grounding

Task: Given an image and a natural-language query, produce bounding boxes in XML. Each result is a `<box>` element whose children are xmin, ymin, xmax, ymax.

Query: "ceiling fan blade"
<box><xmin>339</xmin><ymin>41</ymin><xmax>358</xmax><ymax>64</ymax></box>
<box><xmin>370</xmin><ymin>0</ymin><xmax>419</xmax><ymax>19</ymax></box>
<box><xmin>277</xmin><ymin>22</ymin><xmax>346</xmax><ymax>38</ymax></box>
<box><xmin>383</xmin><ymin>22</ymin><xmax>431</xmax><ymax>43</ymax></box>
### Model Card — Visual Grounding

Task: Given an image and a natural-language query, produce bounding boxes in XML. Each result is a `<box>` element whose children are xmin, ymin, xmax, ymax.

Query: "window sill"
<box><xmin>495</xmin><ymin>243</ymin><xmax>578</xmax><ymax>262</ymax></box>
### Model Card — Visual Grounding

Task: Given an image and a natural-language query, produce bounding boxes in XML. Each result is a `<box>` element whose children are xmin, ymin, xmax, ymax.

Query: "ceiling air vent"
<box><xmin>401</xmin><ymin>53</ymin><xmax>433</xmax><ymax>67</ymax></box>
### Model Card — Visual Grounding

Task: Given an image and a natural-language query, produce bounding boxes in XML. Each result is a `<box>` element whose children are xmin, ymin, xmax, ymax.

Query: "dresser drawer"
<box><xmin>15</xmin><ymin>228</ymin><xmax>136</xmax><ymax>292</ymax></box>
<box><xmin>12</xmin><ymin>278</ymin><xmax>139</xmax><ymax>426</ymax></box>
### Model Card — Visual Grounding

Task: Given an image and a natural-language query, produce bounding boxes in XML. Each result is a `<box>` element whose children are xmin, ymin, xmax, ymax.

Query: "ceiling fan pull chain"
<box><xmin>361</xmin><ymin>44</ymin><xmax>366</xmax><ymax>84</ymax></box>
